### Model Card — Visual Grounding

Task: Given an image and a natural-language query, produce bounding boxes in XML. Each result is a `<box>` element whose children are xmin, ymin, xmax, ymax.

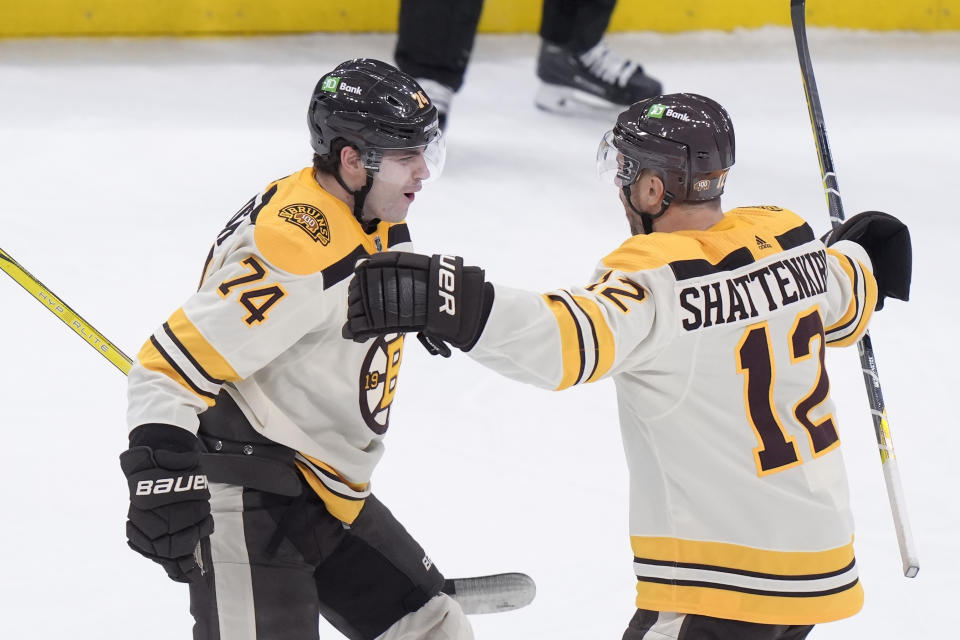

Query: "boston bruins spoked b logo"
<box><xmin>359</xmin><ymin>333</ymin><xmax>404</xmax><ymax>435</ymax></box>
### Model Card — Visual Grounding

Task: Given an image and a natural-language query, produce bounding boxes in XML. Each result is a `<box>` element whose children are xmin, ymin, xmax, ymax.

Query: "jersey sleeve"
<box><xmin>127</xmin><ymin>246</ymin><xmax>332</xmax><ymax>434</ymax></box>
<box><xmin>820</xmin><ymin>239</ymin><xmax>878</xmax><ymax>347</ymax></box>
<box><xmin>469</xmin><ymin>265</ymin><xmax>670</xmax><ymax>391</ymax></box>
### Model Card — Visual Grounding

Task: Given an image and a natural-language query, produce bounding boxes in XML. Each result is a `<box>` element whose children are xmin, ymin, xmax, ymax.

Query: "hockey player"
<box><xmin>395</xmin><ymin>0</ymin><xmax>662</xmax><ymax>129</ymax></box>
<box><xmin>119</xmin><ymin>59</ymin><xmax>474</xmax><ymax>640</ymax></box>
<box><xmin>344</xmin><ymin>93</ymin><xmax>912</xmax><ymax>639</ymax></box>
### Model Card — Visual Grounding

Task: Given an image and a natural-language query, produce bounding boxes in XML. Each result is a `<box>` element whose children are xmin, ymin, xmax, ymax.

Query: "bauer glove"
<box><xmin>119</xmin><ymin>423</ymin><xmax>214</xmax><ymax>583</ymax></box>
<box><xmin>344</xmin><ymin>252</ymin><xmax>494</xmax><ymax>352</ymax></box>
<box><xmin>822</xmin><ymin>210</ymin><xmax>911</xmax><ymax>310</ymax></box>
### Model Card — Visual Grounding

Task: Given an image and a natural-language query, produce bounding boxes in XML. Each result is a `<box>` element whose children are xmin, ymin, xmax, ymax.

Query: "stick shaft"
<box><xmin>790</xmin><ymin>0</ymin><xmax>918</xmax><ymax>577</ymax></box>
<box><xmin>0</xmin><ymin>246</ymin><xmax>132</xmax><ymax>374</ymax></box>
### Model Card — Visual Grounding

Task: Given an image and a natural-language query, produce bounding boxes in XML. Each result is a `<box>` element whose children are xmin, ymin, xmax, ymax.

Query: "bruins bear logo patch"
<box><xmin>279</xmin><ymin>203</ymin><xmax>331</xmax><ymax>245</ymax></box>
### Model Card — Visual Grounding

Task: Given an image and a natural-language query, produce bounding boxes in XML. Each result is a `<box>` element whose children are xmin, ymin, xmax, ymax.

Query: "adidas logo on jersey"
<box><xmin>755</xmin><ymin>236</ymin><xmax>772</xmax><ymax>250</ymax></box>
<box><xmin>136</xmin><ymin>474</ymin><xmax>208</xmax><ymax>495</ymax></box>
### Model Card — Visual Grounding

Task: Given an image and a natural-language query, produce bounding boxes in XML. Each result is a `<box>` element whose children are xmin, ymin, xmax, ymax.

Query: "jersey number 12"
<box><xmin>736</xmin><ymin>306</ymin><xmax>840</xmax><ymax>476</ymax></box>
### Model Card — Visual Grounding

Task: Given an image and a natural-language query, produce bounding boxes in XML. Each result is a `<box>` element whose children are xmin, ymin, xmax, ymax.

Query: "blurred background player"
<box><xmin>395</xmin><ymin>0</ymin><xmax>663</xmax><ymax>128</ymax></box>
<box><xmin>119</xmin><ymin>58</ymin><xmax>472</xmax><ymax>640</ymax></box>
<box><xmin>344</xmin><ymin>93</ymin><xmax>912</xmax><ymax>639</ymax></box>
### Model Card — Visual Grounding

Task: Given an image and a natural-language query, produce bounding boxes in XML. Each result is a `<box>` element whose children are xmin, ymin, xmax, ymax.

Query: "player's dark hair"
<box><xmin>312</xmin><ymin>139</ymin><xmax>353</xmax><ymax>177</ymax></box>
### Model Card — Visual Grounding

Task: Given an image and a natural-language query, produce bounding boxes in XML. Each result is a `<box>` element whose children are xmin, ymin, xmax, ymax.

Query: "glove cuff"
<box><xmin>129</xmin><ymin>423</ymin><xmax>200</xmax><ymax>452</ymax></box>
<box><xmin>460</xmin><ymin>281</ymin><xmax>495</xmax><ymax>352</ymax></box>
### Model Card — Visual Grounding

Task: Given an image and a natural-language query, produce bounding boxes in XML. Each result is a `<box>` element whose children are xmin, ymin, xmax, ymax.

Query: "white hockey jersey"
<box><xmin>469</xmin><ymin>206</ymin><xmax>877</xmax><ymax>625</ymax></box>
<box><xmin>127</xmin><ymin>167</ymin><xmax>413</xmax><ymax>524</ymax></box>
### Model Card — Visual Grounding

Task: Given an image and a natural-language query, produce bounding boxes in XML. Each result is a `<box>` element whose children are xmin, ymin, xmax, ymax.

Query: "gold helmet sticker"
<box><xmin>278</xmin><ymin>203</ymin><xmax>331</xmax><ymax>245</ymax></box>
<box><xmin>411</xmin><ymin>90</ymin><xmax>430</xmax><ymax>109</ymax></box>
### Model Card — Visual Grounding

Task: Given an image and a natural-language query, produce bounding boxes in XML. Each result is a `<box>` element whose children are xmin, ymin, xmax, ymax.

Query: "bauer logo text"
<box><xmin>437</xmin><ymin>255</ymin><xmax>457</xmax><ymax>315</ymax></box>
<box><xmin>136</xmin><ymin>475</ymin><xmax>208</xmax><ymax>495</ymax></box>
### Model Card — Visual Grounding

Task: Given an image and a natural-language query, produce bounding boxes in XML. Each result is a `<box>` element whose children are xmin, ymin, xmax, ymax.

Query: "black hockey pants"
<box><xmin>395</xmin><ymin>0</ymin><xmax>618</xmax><ymax>90</ymax></box>
<box><xmin>188</xmin><ymin>485</ymin><xmax>446</xmax><ymax>640</ymax></box>
<box><xmin>189</xmin><ymin>394</ymin><xmax>448</xmax><ymax>640</ymax></box>
<box><xmin>622</xmin><ymin>609</ymin><xmax>814</xmax><ymax>640</ymax></box>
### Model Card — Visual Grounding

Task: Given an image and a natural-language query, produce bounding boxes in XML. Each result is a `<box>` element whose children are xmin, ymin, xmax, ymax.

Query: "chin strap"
<box><xmin>334</xmin><ymin>169</ymin><xmax>378</xmax><ymax>231</ymax></box>
<box><xmin>623</xmin><ymin>184</ymin><xmax>674</xmax><ymax>234</ymax></box>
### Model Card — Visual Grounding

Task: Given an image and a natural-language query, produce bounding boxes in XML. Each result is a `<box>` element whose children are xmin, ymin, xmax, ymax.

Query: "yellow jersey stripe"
<box><xmin>824</xmin><ymin>251</ymin><xmax>877</xmax><ymax>346</ymax></box>
<box><xmin>572</xmin><ymin>295</ymin><xmax>616</xmax><ymax>383</ymax></box>
<box><xmin>294</xmin><ymin>461</ymin><xmax>365</xmax><ymax>524</ymax></box>
<box><xmin>602</xmin><ymin>210</ymin><xmax>814</xmax><ymax>276</ymax></box>
<box><xmin>136</xmin><ymin>338</ymin><xmax>217</xmax><ymax>407</ymax></box>
<box><xmin>298</xmin><ymin>452</ymin><xmax>369</xmax><ymax>492</ymax></box>
<box><xmin>630</xmin><ymin>535</ymin><xmax>856</xmax><ymax>575</ymax></box>
<box><xmin>824</xmin><ymin>249</ymin><xmax>859</xmax><ymax>332</ymax></box>
<box><xmin>544</xmin><ymin>293</ymin><xmax>583</xmax><ymax>390</ymax></box>
<box><xmin>630</xmin><ymin>535</ymin><xmax>862</xmax><ymax>624</ymax></box>
<box><xmin>635</xmin><ymin>576</ymin><xmax>863</xmax><ymax>625</ymax></box>
<box><xmin>167</xmin><ymin>308</ymin><xmax>241</xmax><ymax>382</ymax></box>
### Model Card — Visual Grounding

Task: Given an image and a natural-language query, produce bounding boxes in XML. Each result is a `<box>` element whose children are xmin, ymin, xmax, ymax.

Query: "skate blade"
<box><xmin>534</xmin><ymin>83</ymin><xmax>621</xmax><ymax>118</ymax></box>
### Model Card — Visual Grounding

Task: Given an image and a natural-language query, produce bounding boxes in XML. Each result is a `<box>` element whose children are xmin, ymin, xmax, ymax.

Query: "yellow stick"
<box><xmin>0</xmin><ymin>246</ymin><xmax>132</xmax><ymax>375</ymax></box>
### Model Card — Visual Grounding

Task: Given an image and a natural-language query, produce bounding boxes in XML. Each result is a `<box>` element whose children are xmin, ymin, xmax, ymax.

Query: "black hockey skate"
<box><xmin>535</xmin><ymin>41</ymin><xmax>662</xmax><ymax>115</ymax></box>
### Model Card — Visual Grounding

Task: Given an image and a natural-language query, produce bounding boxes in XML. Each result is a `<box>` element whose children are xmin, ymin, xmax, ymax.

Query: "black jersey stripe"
<box><xmin>634</xmin><ymin>557</ymin><xmax>856</xmax><ymax>582</ymax></box>
<box><xmin>666</xmin><ymin>222</ymin><xmax>816</xmax><ymax>282</ymax></box>
<box><xmin>321</xmin><ymin>244</ymin><xmax>370</xmax><ymax>290</ymax></box>
<box><xmin>775</xmin><ymin>222</ymin><xmax>816</xmax><ymax>250</ymax></box>
<box><xmin>161</xmin><ymin>322</ymin><xmax>225</xmax><ymax>386</ymax></box>
<box><xmin>249</xmin><ymin>183</ymin><xmax>278</xmax><ymax>225</ymax></box>
<box><xmin>387</xmin><ymin>223</ymin><xmax>411</xmax><ymax>247</ymax></box>
<box><xmin>547</xmin><ymin>293</ymin><xmax>586</xmax><ymax>386</ymax></box>
<box><xmin>636</xmin><ymin>575</ymin><xmax>860</xmax><ymax>599</ymax></box>
<box><xmin>148</xmin><ymin>336</ymin><xmax>218</xmax><ymax>401</ymax></box>
<box><xmin>568</xmin><ymin>293</ymin><xmax>601</xmax><ymax>384</ymax></box>
<box><xmin>197</xmin><ymin>244</ymin><xmax>215</xmax><ymax>291</ymax></box>
<box><xmin>669</xmin><ymin>247</ymin><xmax>755</xmax><ymax>281</ymax></box>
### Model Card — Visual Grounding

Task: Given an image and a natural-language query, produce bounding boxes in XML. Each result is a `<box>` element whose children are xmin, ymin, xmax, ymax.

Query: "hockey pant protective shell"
<box><xmin>188</xmin><ymin>483</ymin><xmax>467</xmax><ymax>640</ymax></box>
<box><xmin>621</xmin><ymin>609</ymin><xmax>813</xmax><ymax>640</ymax></box>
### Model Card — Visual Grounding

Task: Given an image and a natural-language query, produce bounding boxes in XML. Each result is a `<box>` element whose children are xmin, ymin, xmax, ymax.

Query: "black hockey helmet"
<box><xmin>597</xmin><ymin>93</ymin><xmax>735</xmax><ymax>203</ymax></box>
<box><xmin>308</xmin><ymin>58</ymin><xmax>442</xmax><ymax>168</ymax></box>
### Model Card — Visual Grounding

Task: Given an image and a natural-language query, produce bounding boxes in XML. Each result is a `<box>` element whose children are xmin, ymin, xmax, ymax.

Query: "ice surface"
<box><xmin>1</xmin><ymin>28</ymin><xmax>957</xmax><ymax>639</ymax></box>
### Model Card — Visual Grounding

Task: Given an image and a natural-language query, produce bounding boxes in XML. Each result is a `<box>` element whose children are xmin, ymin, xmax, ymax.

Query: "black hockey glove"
<box><xmin>119</xmin><ymin>423</ymin><xmax>214</xmax><ymax>583</ymax></box>
<box><xmin>822</xmin><ymin>210</ymin><xmax>911</xmax><ymax>310</ymax></box>
<box><xmin>344</xmin><ymin>251</ymin><xmax>494</xmax><ymax>352</ymax></box>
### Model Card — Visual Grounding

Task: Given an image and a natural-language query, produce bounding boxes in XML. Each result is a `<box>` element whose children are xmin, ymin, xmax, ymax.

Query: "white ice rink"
<box><xmin>1</xmin><ymin>27</ymin><xmax>958</xmax><ymax>639</ymax></box>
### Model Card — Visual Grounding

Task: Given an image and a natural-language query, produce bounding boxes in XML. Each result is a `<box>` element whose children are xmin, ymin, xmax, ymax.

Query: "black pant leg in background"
<box><xmin>394</xmin><ymin>0</ymin><xmax>485</xmax><ymax>91</ymax></box>
<box><xmin>621</xmin><ymin>608</ymin><xmax>816</xmax><ymax>640</ymax></box>
<box><xmin>540</xmin><ymin>0</ymin><xmax>618</xmax><ymax>54</ymax></box>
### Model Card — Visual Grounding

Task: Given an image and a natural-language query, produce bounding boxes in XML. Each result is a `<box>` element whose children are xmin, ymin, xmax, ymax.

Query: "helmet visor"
<box><xmin>362</xmin><ymin>131</ymin><xmax>446</xmax><ymax>185</ymax></box>
<box><xmin>596</xmin><ymin>130</ymin><xmax>641</xmax><ymax>187</ymax></box>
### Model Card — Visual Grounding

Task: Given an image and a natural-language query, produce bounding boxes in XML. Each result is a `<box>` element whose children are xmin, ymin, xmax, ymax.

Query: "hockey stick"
<box><xmin>0</xmin><ymin>245</ymin><xmax>537</xmax><ymax>611</ymax></box>
<box><xmin>790</xmin><ymin>0</ymin><xmax>919</xmax><ymax>578</ymax></box>
<box><xmin>0</xmin><ymin>246</ymin><xmax>133</xmax><ymax>374</ymax></box>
